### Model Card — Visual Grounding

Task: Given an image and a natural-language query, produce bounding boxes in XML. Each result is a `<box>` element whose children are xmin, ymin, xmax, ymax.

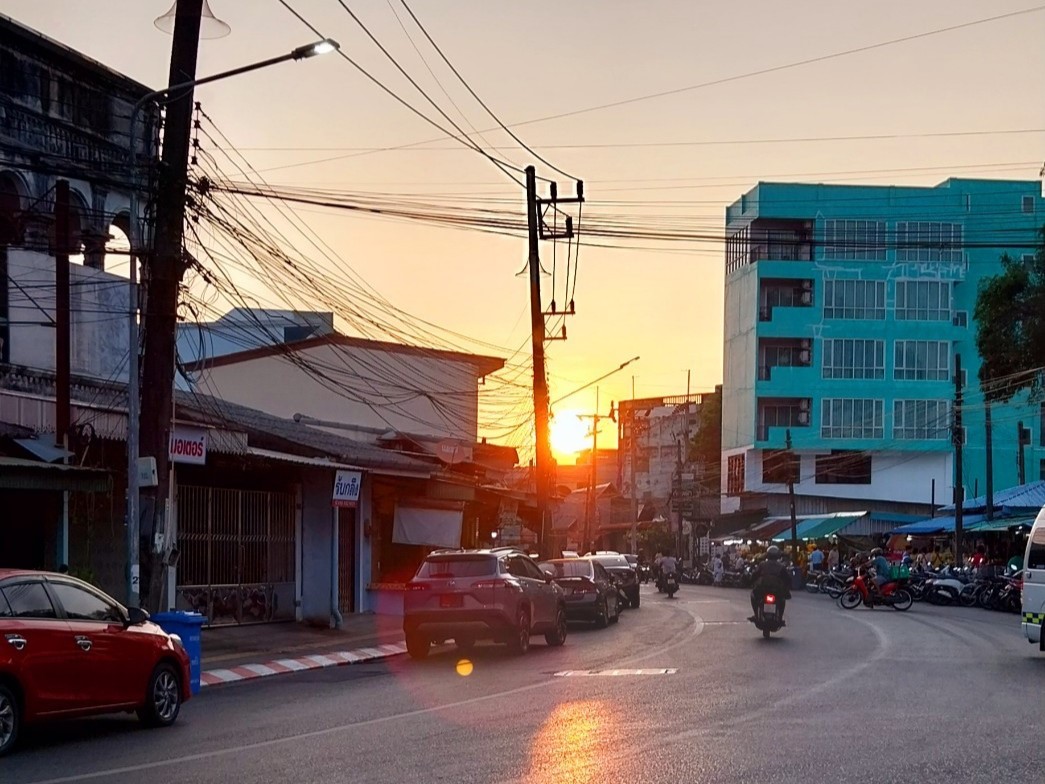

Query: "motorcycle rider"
<box><xmin>748</xmin><ymin>545</ymin><xmax>791</xmax><ymax>621</ymax></box>
<box><xmin>659</xmin><ymin>549</ymin><xmax>678</xmax><ymax>591</ymax></box>
<box><xmin>870</xmin><ymin>547</ymin><xmax>892</xmax><ymax>590</ymax></box>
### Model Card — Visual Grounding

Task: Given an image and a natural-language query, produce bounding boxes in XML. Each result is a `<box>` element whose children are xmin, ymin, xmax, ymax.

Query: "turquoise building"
<box><xmin>721</xmin><ymin>179</ymin><xmax>1044</xmax><ymax>519</ymax></box>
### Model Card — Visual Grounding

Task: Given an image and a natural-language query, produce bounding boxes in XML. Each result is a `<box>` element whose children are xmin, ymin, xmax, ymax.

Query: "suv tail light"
<box><xmin>474</xmin><ymin>578</ymin><xmax>522</xmax><ymax>592</ymax></box>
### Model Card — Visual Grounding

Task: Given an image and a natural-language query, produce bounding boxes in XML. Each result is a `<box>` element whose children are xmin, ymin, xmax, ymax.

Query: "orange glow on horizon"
<box><xmin>550</xmin><ymin>411</ymin><xmax>590</xmax><ymax>462</ymax></box>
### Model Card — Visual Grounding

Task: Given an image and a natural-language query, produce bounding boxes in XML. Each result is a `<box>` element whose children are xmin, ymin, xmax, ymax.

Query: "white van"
<box><xmin>1021</xmin><ymin>508</ymin><xmax>1045</xmax><ymax>651</ymax></box>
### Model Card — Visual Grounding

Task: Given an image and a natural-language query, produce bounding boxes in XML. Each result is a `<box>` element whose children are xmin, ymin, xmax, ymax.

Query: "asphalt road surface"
<box><xmin>5</xmin><ymin>585</ymin><xmax>1044</xmax><ymax>784</ymax></box>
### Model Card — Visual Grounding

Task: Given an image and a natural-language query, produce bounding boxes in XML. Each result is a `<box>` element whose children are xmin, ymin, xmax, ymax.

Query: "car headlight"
<box><xmin>169</xmin><ymin>633</ymin><xmax>185</xmax><ymax>650</ymax></box>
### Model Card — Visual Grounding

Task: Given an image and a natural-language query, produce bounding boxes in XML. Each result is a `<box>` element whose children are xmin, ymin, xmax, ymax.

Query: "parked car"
<box><xmin>0</xmin><ymin>569</ymin><xmax>192</xmax><ymax>757</ymax></box>
<box><xmin>587</xmin><ymin>554</ymin><xmax>641</xmax><ymax>608</ymax></box>
<box><xmin>539</xmin><ymin>558</ymin><xmax>620</xmax><ymax>627</ymax></box>
<box><xmin>403</xmin><ymin>550</ymin><xmax>568</xmax><ymax>659</ymax></box>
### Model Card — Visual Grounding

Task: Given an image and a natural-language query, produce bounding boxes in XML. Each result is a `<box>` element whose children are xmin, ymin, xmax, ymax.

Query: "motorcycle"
<box><xmin>839</xmin><ymin>572</ymin><xmax>913</xmax><ymax>611</ymax></box>
<box><xmin>637</xmin><ymin>564</ymin><xmax>653</xmax><ymax>584</ymax></box>
<box><xmin>751</xmin><ymin>592</ymin><xmax>784</xmax><ymax>638</ymax></box>
<box><xmin>663</xmin><ymin>572</ymin><xmax>679</xmax><ymax>598</ymax></box>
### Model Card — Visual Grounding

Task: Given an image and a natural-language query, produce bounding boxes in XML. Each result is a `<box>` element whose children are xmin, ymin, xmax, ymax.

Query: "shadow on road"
<box><xmin>16</xmin><ymin>715</ymin><xmax>144</xmax><ymax>755</ymax></box>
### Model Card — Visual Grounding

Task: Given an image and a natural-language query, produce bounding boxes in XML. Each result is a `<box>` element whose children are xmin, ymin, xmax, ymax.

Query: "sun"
<box><xmin>550</xmin><ymin>411</ymin><xmax>590</xmax><ymax>461</ymax></box>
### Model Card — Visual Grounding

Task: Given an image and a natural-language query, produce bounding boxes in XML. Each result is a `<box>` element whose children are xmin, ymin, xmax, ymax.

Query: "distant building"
<box><xmin>720</xmin><ymin>178</ymin><xmax>1044</xmax><ymax>520</ymax></box>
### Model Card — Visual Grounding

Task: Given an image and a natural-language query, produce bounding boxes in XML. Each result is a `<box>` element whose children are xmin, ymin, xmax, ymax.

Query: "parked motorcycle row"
<box><xmin>804</xmin><ymin>565</ymin><xmax>1024</xmax><ymax>614</ymax></box>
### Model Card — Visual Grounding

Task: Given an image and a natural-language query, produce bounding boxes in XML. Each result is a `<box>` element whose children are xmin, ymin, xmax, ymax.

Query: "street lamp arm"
<box><xmin>551</xmin><ymin>356</ymin><xmax>639</xmax><ymax>406</ymax></box>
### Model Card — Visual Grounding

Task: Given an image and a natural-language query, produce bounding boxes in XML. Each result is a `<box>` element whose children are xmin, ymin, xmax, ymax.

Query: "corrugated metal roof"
<box><xmin>940</xmin><ymin>480</ymin><xmax>1045</xmax><ymax>512</ymax></box>
<box><xmin>246</xmin><ymin>447</ymin><xmax>429</xmax><ymax>478</ymax></box>
<box><xmin>0</xmin><ymin>456</ymin><xmax>109</xmax><ymax>492</ymax></box>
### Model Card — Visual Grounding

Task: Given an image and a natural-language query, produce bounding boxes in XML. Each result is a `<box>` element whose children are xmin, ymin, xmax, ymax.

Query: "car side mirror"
<box><xmin>126</xmin><ymin>606</ymin><xmax>150</xmax><ymax>626</ymax></box>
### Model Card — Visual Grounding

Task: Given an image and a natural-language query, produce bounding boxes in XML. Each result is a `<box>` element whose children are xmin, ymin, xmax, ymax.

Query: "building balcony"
<box><xmin>758</xmin><ymin>278</ymin><xmax>814</xmax><ymax>323</ymax></box>
<box><xmin>758</xmin><ymin>364</ymin><xmax>815</xmax><ymax>389</ymax></box>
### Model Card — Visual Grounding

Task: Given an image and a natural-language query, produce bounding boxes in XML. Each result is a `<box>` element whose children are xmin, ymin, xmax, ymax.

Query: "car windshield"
<box><xmin>624</xmin><ymin>554</ymin><xmax>638</xmax><ymax>565</ymax></box>
<box><xmin>592</xmin><ymin>555</ymin><xmax>630</xmax><ymax>569</ymax></box>
<box><xmin>539</xmin><ymin>560</ymin><xmax>592</xmax><ymax>579</ymax></box>
<box><xmin>416</xmin><ymin>557</ymin><xmax>496</xmax><ymax>578</ymax></box>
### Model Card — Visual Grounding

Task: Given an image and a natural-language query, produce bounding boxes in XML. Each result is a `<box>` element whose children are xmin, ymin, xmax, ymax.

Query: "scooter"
<box><xmin>664</xmin><ymin>572</ymin><xmax>679</xmax><ymax>598</ymax></box>
<box><xmin>751</xmin><ymin>592</ymin><xmax>784</xmax><ymax>638</ymax></box>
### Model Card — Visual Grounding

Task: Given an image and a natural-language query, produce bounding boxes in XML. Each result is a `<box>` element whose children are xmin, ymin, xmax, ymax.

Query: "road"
<box><xmin>5</xmin><ymin>585</ymin><xmax>1044</xmax><ymax>784</ymax></box>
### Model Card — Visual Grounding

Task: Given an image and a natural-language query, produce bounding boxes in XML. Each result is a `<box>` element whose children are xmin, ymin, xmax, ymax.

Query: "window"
<box><xmin>1028</xmin><ymin>524</ymin><xmax>1045</xmax><ymax>570</ymax></box>
<box><xmin>893</xmin><ymin>399</ymin><xmax>951</xmax><ymax>440</ymax></box>
<box><xmin>895</xmin><ymin>280</ymin><xmax>951</xmax><ymax>321</ymax></box>
<box><xmin>815</xmin><ymin>451</ymin><xmax>872</xmax><ymax>484</ymax></box>
<box><xmin>1023</xmin><ymin>195</ymin><xmax>1036</xmax><ymax>214</ymax></box>
<box><xmin>762</xmin><ymin>449</ymin><xmax>799</xmax><ymax>484</ymax></box>
<box><xmin>1040</xmin><ymin>458</ymin><xmax>1045</xmax><ymax>482</ymax></box>
<box><xmin>823</xmin><ymin>280</ymin><xmax>885</xmax><ymax>320</ymax></box>
<box><xmin>895</xmin><ymin>221</ymin><xmax>964</xmax><ymax>263</ymax></box>
<box><xmin>822</xmin><ymin>339</ymin><xmax>884</xmax><ymax>379</ymax></box>
<box><xmin>418</xmin><ymin>557</ymin><xmax>495</xmax><ymax>578</ymax></box>
<box><xmin>823</xmin><ymin>219</ymin><xmax>887</xmax><ymax>260</ymax></box>
<box><xmin>0</xmin><ymin>591</ymin><xmax>11</xmax><ymax>617</ymax></box>
<box><xmin>726</xmin><ymin>454</ymin><xmax>745</xmax><ymax>495</ymax></box>
<box><xmin>820</xmin><ymin>399</ymin><xmax>884</xmax><ymax>439</ymax></box>
<box><xmin>594</xmin><ymin>563</ymin><xmax>611</xmax><ymax>582</ymax></box>
<box><xmin>1041</xmin><ymin>403</ymin><xmax>1045</xmax><ymax>447</ymax></box>
<box><xmin>0</xmin><ymin>582</ymin><xmax>57</xmax><ymax>619</ymax></box>
<box><xmin>894</xmin><ymin>341</ymin><xmax>950</xmax><ymax>381</ymax></box>
<box><xmin>49</xmin><ymin>582</ymin><xmax>123</xmax><ymax>623</ymax></box>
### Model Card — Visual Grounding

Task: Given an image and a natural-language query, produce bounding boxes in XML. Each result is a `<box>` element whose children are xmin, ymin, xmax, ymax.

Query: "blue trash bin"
<box><xmin>152</xmin><ymin>611</ymin><xmax>207</xmax><ymax>695</ymax></box>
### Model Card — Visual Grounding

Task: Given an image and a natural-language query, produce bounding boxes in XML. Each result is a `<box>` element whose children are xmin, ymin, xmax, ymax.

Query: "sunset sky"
<box><xmin>9</xmin><ymin>0</ymin><xmax>1044</xmax><ymax>462</ymax></box>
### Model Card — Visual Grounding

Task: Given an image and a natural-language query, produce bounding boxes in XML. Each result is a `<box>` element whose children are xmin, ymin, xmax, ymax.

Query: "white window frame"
<box><xmin>822</xmin><ymin>339</ymin><xmax>885</xmax><ymax>380</ymax></box>
<box><xmin>820</xmin><ymin>398</ymin><xmax>884</xmax><ymax>439</ymax></box>
<box><xmin>823</xmin><ymin>219</ymin><xmax>887</xmax><ymax>261</ymax></box>
<box><xmin>823</xmin><ymin>280</ymin><xmax>886</xmax><ymax>320</ymax></box>
<box><xmin>893</xmin><ymin>399</ymin><xmax>951</xmax><ymax>440</ymax></box>
<box><xmin>895</xmin><ymin>280</ymin><xmax>951</xmax><ymax>321</ymax></box>
<box><xmin>893</xmin><ymin>340</ymin><xmax>951</xmax><ymax>381</ymax></box>
<box><xmin>895</xmin><ymin>221</ymin><xmax>964</xmax><ymax>263</ymax></box>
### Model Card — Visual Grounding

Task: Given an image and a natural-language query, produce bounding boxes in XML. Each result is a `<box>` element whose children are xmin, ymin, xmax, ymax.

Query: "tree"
<box><xmin>689</xmin><ymin>386</ymin><xmax>722</xmax><ymax>492</ymax></box>
<box><xmin>975</xmin><ymin>227</ymin><xmax>1045</xmax><ymax>402</ymax></box>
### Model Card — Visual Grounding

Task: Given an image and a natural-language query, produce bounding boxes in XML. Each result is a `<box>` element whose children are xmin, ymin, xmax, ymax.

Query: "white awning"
<box><xmin>393</xmin><ymin>504</ymin><xmax>463</xmax><ymax>548</ymax></box>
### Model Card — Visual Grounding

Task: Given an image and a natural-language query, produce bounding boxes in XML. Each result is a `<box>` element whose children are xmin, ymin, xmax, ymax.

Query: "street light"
<box><xmin>123</xmin><ymin>39</ymin><xmax>339</xmax><ymax>608</ymax></box>
<box><xmin>551</xmin><ymin>356</ymin><xmax>639</xmax><ymax>406</ymax></box>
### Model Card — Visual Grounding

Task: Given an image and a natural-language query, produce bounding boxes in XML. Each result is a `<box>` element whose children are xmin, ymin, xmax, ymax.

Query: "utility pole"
<box><xmin>786</xmin><ymin>428</ymin><xmax>798</xmax><ymax>563</ymax></box>
<box><xmin>526</xmin><ymin>166</ymin><xmax>583</xmax><ymax>558</ymax></box>
<box><xmin>953</xmin><ymin>354</ymin><xmax>964</xmax><ymax>565</ymax></box>
<box><xmin>138</xmin><ymin>0</ymin><xmax>204</xmax><ymax>612</ymax></box>
<box><xmin>985</xmin><ymin>401</ymin><xmax>994</xmax><ymax>520</ymax></box>
<box><xmin>1017</xmin><ymin>420</ymin><xmax>1028</xmax><ymax>485</ymax></box>
<box><xmin>580</xmin><ymin>392</ymin><xmax>614</xmax><ymax>554</ymax></box>
<box><xmin>628</xmin><ymin>378</ymin><xmax>639</xmax><ymax>554</ymax></box>
<box><xmin>54</xmin><ymin>179</ymin><xmax>71</xmax><ymax>568</ymax></box>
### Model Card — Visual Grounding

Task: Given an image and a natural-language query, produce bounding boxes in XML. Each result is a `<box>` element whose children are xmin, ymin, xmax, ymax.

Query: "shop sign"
<box><xmin>333</xmin><ymin>470</ymin><xmax>362</xmax><ymax>508</ymax></box>
<box><xmin>169</xmin><ymin>426</ymin><xmax>207</xmax><ymax>465</ymax></box>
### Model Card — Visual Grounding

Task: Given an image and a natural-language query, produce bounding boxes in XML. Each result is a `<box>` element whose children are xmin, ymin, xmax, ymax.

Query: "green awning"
<box><xmin>772</xmin><ymin>513</ymin><xmax>865</xmax><ymax>541</ymax></box>
<box><xmin>968</xmin><ymin>516</ymin><xmax>1035</xmax><ymax>533</ymax></box>
<box><xmin>0</xmin><ymin>457</ymin><xmax>110</xmax><ymax>492</ymax></box>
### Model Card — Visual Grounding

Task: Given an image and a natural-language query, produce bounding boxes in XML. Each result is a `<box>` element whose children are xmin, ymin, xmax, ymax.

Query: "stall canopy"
<box><xmin>967</xmin><ymin>515</ymin><xmax>1036</xmax><ymax>533</ymax></box>
<box><xmin>892</xmin><ymin>513</ymin><xmax>987</xmax><ymax>535</ymax></box>
<box><xmin>392</xmin><ymin>502</ymin><xmax>464</xmax><ymax>548</ymax></box>
<box><xmin>771</xmin><ymin>512</ymin><xmax>866</xmax><ymax>541</ymax></box>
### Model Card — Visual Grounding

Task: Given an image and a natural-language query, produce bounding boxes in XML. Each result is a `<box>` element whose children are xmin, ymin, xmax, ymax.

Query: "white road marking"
<box><xmin>553</xmin><ymin>668</ymin><xmax>677</xmax><ymax>677</ymax></box>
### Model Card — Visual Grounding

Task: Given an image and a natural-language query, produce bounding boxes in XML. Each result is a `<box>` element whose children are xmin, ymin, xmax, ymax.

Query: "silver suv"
<box><xmin>403</xmin><ymin>550</ymin><xmax>567</xmax><ymax>659</ymax></box>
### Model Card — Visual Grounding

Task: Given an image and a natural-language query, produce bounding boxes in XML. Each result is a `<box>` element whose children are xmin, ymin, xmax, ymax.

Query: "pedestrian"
<box><xmin>827</xmin><ymin>544</ymin><xmax>840</xmax><ymax>572</ymax></box>
<box><xmin>712</xmin><ymin>553</ymin><xmax>724</xmax><ymax>585</ymax></box>
<box><xmin>809</xmin><ymin>543</ymin><xmax>824</xmax><ymax>573</ymax></box>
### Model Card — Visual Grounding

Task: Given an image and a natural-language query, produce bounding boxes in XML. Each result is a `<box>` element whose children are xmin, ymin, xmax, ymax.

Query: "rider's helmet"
<box><xmin>870</xmin><ymin>547</ymin><xmax>883</xmax><ymax>557</ymax></box>
<box><xmin>765</xmin><ymin>545</ymin><xmax>781</xmax><ymax>561</ymax></box>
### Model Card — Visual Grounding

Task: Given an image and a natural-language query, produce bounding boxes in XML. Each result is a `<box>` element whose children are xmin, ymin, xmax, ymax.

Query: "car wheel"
<box><xmin>545</xmin><ymin>607</ymin><xmax>568</xmax><ymax>647</ymax></box>
<box><xmin>610</xmin><ymin>596</ymin><xmax>621</xmax><ymax>624</ymax></box>
<box><xmin>406</xmin><ymin>632</ymin><xmax>430</xmax><ymax>660</ymax></box>
<box><xmin>0</xmin><ymin>684</ymin><xmax>20</xmax><ymax>757</ymax></box>
<box><xmin>595</xmin><ymin>599</ymin><xmax>609</xmax><ymax>628</ymax></box>
<box><xmin>631</xmin><ymin>592</ymin><xmax>640</xmax><ymax>609</ymax></box>
<box><xmin>508</xmin><ymin>608</ymin><xmax>531</xmax><ymax>654</ymax></box>
<box><xmin>137</xmin><ymin>664</ymin><xmax>182</xmax><ymax>728</ymax></box>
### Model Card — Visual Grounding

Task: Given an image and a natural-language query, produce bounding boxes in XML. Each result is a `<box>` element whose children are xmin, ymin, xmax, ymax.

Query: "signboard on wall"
<box><xmin>332</xmin><ymin>470</ymin><xmax>363</xmax><ymax>508</ymax></box>
<box><xmin>169</xmin><ymin>425</ymin><xmax>207</xmax><ymax>465</ymax></box>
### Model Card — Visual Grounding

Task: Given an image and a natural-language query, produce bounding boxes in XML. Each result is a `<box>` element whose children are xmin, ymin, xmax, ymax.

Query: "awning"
<box><xmin>892</xmin><ymin>513</ymin><xmax>987</xmax><ymax>535</ymax></box>
<box><xmin>13</xmin><ymin>438</ymin><xmax>72</xmax><ymax>463</ymax></box>
<box><xmin>967</xmin><ymin>516</ymin><xmax>1035</xmax><ymax>533</ymax></box>
<box><xmin>746</xmin><ymin>518</ymin><xmax>794</xmax><ymax>541</ymax></box>
<box><xmin>0</xmin><ymin>456</ymin><xmax>110</xmax><ymax>492</ymax></box>
<box><xmin>392</xmin><ymin>502</ymin><xmax>464</xmax><ymax>548</ymax></box>
<box><xmin>771</xmin><ymin>513</ymin><xmax>866</xmax><ymax>541</ymax></box>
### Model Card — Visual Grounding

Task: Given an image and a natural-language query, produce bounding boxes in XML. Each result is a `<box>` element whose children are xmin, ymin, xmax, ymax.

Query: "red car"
<box><xmin>0</xmin><ymin>569</ymin><xmax>192</xmax><ymax>756</ymax></box>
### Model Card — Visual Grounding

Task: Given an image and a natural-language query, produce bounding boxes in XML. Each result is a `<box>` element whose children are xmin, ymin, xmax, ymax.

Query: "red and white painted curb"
<box><xmin>200</xmin><ymin>641</ymin><xmax>408</xmax><ymax>687</ymax></box>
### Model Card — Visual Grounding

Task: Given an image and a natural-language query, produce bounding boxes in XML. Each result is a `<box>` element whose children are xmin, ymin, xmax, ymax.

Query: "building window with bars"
<box><xmin>893</xmin><ymin>399</ymin><xmax>951</xmax><ymax>440</ymax></box>
<box><xmin>895</xmin><ymin>280</ymin><xmax>951</xmax><ymax>321</ymax></box>
<box><xmin>894</xmin><ymin>340</ymin><xmax>951</xmax><ymax>380</ymax></box>
<box><xmin>822</xmin><ymin>219</ymin><xmax>887</xmax><ymax>261</ymax></box>
<box><xmin>726</xmin><ymin>454</ymin><xmax>745</xmax><ymax>495</ymax></box>
<box><xmin>823</xmin><ymin>280</ymin><xmax>886</xmax><ymax>320</ymax></box>
<box><xmin>895</xmin><ymin>221</ymin><xmax>964</xmax><ymax>263</ymax></box>
<box><xmin>822</xmin><ymin>339</ymin><xmax>884</xmax><ymax>379</ymax></box>
<box><xmin>815</xmin><ymin>451</ymin><xmax>873</xmax><ymax>484</ymax></box>
<box><xmin>821</xmin><ymin>398</ymin><xmax>884</xmax><ymax>439</ymax></box>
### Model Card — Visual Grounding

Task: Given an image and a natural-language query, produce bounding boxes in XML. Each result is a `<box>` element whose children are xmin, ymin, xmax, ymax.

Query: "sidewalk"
<box><xmin>199</xmin><ymin>613</ymin><xmax>407</xmax><ymax>688</ymax></box>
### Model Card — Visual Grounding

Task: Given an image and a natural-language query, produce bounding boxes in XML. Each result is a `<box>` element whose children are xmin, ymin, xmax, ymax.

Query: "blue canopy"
<box><xmin>892</xmin><ymin>513</ymin><xmax>986</xmax><ymax>535</ymax></box>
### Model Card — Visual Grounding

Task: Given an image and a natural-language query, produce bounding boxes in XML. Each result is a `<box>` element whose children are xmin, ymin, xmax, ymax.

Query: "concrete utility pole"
<box><xmin>139</xmin><ymin>0</ymin><xmax>204</xmax><ymax>612</ymax></box>
<box><xmin>54</xmin><ymin>179</ymin><xmax>71</xmax><ymax>568</ymax></box>
<box><xmin>581</xmin><ymin>392</ymin><xmax>614</xmax><ymax>554</ymax></box>
<box><xmin>525</xmin><ymin>166</ymin><xmax>583</xmax><ymax>558</ymax></box>
<box><xmin>786</xmin><ymin>428</ymin><xmax>798</xmax><ymax>562</ymax></box>
<box><xmin>1017</xmin><ymin>420</ymin><xmax>1028</xmax><ymax>486</ymax></box>
<box><xmin>985</xmin><ymin>401</ymin><xmax>994</xmax><ymax>520</ymax></box>
<box><xmin>953</xmin><ymin>354</ymin><xmax>964</xmax><ymax>564</ymax></box>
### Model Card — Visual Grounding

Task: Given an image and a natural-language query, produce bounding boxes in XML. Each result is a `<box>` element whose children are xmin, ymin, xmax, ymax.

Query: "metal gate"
<box><xmin>176</xmin><ymin>485</ymin><xmax>296</xmax><ymax>625</ymax></box>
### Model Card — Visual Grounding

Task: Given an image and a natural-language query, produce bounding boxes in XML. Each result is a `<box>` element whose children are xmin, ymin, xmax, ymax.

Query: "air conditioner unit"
<box><xmin>799</xmin><ymin>398</ymin><xmax>810</xmax><ymax>412</ymax></box>
<box><xmin>800</xmin><ymin>339</ymin><xmax>812</xmax><ymax>350</ymax></box>
<box><xmin>799</xmin><ymin>291</ymin><xmax>813</xmax><ymax>305</ymax></box>
<box><xmin>801</xmin><ymin>280</ymin><xmax>813</xmax><ymax>291</ymax></box>
<box><xmin>797</xmin><ymin>411</ymin><xmax>810</xmax><ymax>425</ymax></box>
<box><xmin>799</xmin><ymin>350</ymin><xmax>811</xmax><ymax>364</ymax></box>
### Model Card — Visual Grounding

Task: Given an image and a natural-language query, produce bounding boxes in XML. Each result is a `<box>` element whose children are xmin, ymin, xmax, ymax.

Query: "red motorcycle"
<box><xmin>840</xmin><ymin>570</ymin><xmax>912</xmax><ymax>611</ymax></box>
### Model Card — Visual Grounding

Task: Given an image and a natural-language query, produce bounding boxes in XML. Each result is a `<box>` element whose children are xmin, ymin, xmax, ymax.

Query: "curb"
<box><xmin>200</xmin><ymin>641</ymin><xmax>408</xmax><ymax>687</ymax></box>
